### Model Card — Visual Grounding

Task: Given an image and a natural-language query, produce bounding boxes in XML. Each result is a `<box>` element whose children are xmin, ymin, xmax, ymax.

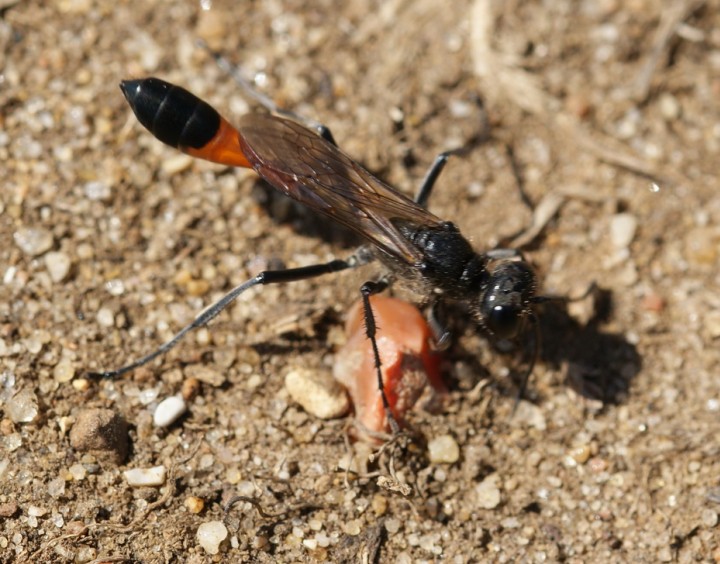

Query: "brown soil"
<box><xmin>1</xmin><ymin>0</ymin><xmax>719</xmax><ymax>562</ymax></box>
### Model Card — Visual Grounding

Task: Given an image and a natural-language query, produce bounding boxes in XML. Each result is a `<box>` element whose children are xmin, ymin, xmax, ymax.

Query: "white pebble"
<box><xmin>105</xmin><ymin>279</ymin><xmax>126</xmax><ymax>296</ymax></box>
<box><xmin>123</xmin><ymin>465</ymin><xmax>166</xmax><ymax>487</ymax></box>
<box><xmin>69</xmin><ymin>463</ymin><xmax>87</xmax><ymax>481</ymax></box>
<box><xmin>44</xmin><ymin>251</ymin><xmax>72</xmax><ymax>282</ymax></box>
<box><xmin>3</xmin><ymin>433</ymin><xmax>22</xmax><ymax>451</ymax></box>
<box><xmin>285</xmin><ymin>368</ymin><xmax>349</xmax><ymax>419</ymax></box>
<box><xmin>303</xmin><ymin>538</ymin><xmax>318</xmax><ymax>550</ymax></box>
<box><xmin>83</xmin><ymin>180</ymin><xmax>112</xmax><ymax>201</ymax></box>
<box><xmin>138</xmin><ymin>387</ymin><xmax>159</xmax><ymax>406</ymax></box>
<box><xmin>53</xmin><ymin>359</ymin><xmax>76</xmax><ymax>383</ymax></box>
<box><xmin>47</xmin><ymin>477</ymin><xmax>66</xmax><ymax>498</ymax></box>
<box><xmin>427</xmin><ymin>434</ymin><xmax>460</xmax><ymax>464</ymax></box>
<box><xmin>610</xmin><ymin>213</ymin><xmax>637</xmax><ymax>249</ymax></box>
<box><xmin>161</xmin><ymin>154</ymin><xmax>194</xmax><ymax>176</ymax></box>
<box><xmin>6</xmin><ymin>388</ymin><xmax>39</xmax><ymax>423</ymax></box>
<box><xmin>475</xmin><ymin>474</ymin><xmax>502</xmax><ymax>509</ymax></box>
<box><xmin>153</xmin><ymin>395</ymin><xmax>187</xmax><ymax>428</ymax></box>
<box><xmin>701</xmin><ymin>508</ymin><xmax>718</xmax><ymax>528</ymax></box>
<box><xmin>658</xmin><ymin>93</ymin><xmax>681</xmax><ymax>121</ymax></box>
<box><xmin>96</xmin><ymin>307</ymin><xmax>115</xmax><ymax>327</ymax></box>
<box><xmin>197</xmin><ymin>521</ymin><xmax>228</xmax><ymax>555</ymax></box>
<box><xmin>28</xmin><ymin>505</ymin><xmax>47</xmax><ymax>517</ymax></box>
<box><xmin>13</xmin><ymin>227</ymin><xmax>53</xmax><ymax>256</ymax></box>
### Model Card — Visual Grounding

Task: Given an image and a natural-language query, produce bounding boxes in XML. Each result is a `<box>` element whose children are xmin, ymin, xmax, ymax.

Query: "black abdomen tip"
<box><xmin>119</xmin><ymin>78</ymin><xmax>221</xmax><ymax>150</ymax></box>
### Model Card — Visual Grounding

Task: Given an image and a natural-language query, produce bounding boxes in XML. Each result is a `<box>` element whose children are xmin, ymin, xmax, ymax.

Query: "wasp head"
<box><xmin>477</xmin><ymin>260</ymin><xmax>536</xmax><ymax>340</ymax></box>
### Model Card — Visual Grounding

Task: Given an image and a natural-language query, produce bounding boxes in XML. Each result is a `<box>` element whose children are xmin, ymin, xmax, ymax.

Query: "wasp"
<box><xmin>93</xmin><ymin>68</ymin><xmax>540</xmax><ymax>430</ymax></box>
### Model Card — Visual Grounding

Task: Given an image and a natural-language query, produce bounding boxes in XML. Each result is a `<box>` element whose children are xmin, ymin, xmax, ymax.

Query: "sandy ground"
<box><xmin>1</xmin><ymin>0</ymin><xmax>720</xmax><ymax>562</ymax></box>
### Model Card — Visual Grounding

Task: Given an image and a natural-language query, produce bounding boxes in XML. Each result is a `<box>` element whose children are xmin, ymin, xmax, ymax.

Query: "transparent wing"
<box><xmin>237</xmin><ymin>113</ymin><xmax>445</xmax><ymax>265</ymax></box>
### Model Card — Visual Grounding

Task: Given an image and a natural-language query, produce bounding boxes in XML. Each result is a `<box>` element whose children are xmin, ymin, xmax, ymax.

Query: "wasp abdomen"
<box><xmin>120</xmin><ymin>78</ymin><xmax>220</xmax><ymax>150</ymax></box>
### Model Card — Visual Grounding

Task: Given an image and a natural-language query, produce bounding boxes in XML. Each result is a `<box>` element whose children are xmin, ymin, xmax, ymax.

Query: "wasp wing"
<box><xmin>237</xmin><ymin>113</ymin><xmax>445</xmax><ymax>265</ymax></box>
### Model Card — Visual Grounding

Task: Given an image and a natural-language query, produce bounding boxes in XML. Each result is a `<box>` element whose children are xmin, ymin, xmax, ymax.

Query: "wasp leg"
<box><xmin>89</xmin><ymin>251</ymin><xmax>374</xmax><ymax>379</ymax></box>
<box><xmin>511</xmin><ymin>310</ymin><xmax>541</xmax><ymax>414</ymax></box>
<box><xmin>427</xmin><ymin>301</ymin><xmax>452</xmax><ymax>351</ymax></box>
<box><xmin>414</xmin><ymin>152</ymin><xmax>453</xmax><ymax>209</ymax></box>
<box><xmin>359</xmin><ymin>278</ymin><xmax>406</xmax><ymax>435</ymax></box>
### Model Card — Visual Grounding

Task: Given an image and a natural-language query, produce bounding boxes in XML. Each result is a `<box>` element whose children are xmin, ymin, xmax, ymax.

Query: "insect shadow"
<box><xmin>538</xmin><ymin>287</ymin><xmax>640</xmax><ymax>405</ymax></box>
<box><xmin>440</xmin><ymin>278</ymin><xmax>640</xmax><ymax>407</ymax></box>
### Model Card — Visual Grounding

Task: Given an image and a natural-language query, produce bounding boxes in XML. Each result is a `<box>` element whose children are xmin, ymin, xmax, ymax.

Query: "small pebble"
<box><xmin>197</xmin><ymin>521</ymin><xmax>228</xmax><ymax>555</ymax></box>
<box><xmin>0</xmin><ymin>501</ymin><xmax>18</xmax><ymax>518</ymax></box>
<box><xmin>44</xmin><ymin>251</ymin><xmax>72</xmax><ymax>282</ymax></box>
<box><xmin>13</xmin><ymin>227</ymin><xmax>53</xmax><ymax>256</ymax></box>
<box><xmin>427</xmin><ymin>434</ymin><xmax>460</xmax><ymax>464</ymax></box>
<box><xmin>610</xmin><ymin>213</ymin><xmax>637</xmax><ymax>249</ymax></box>
<box><xmin>3</xmin><ymin>433</ymin><xmax>21</xmax><ymax>451</ymax></box>
<box><xmin>658</xmin><ymin>92</ymin><xmax>681</xmax><ymax>121</ymax></box>
<box><xmin>186</xmin><ymin>278</ymin><xmax>210</xmax><ymax>297</ymax></box>
<box><xmin>68</xmin><ymin>463</ymin><xmax>87</xmax><ymax>481</ymax></box>
<box><xmin>69</xmin><ymin>408</ymin><xmax>129</xmax><ymax>464</ymax></box>
<box><xmin>285</xmin><ymin>368</ymin><xmax>350</xmax><ymax>420</ymax></box>
<box><xmin>72</xmin><ymin>378</ymin><xmax>90</xmax><ymax>392</ymax></box>
<box><xmin>138</xmin><ymin>388</ymin><xmax>159</xmax><ymax>406</ymax></box>
<box><xmin>123</xmin><ymin>465</ymin><xmax>167</xmax><ymax>487</ymax></box>
<box><xmin>96</xmin><ymin>307</ymin><xmax>115</xmax><ymax>328</ymax></box>
<box><xmin>184</xmin><ymin>496</ymin><xmax>205</xmax><ymax>514</ymax></box>
<box><xmin>47</xmin><ymin>477</ymin><xmax>66</xmax><ymax>498</ymax></box>
<box><xmin>161</xmin><ymin>154</ymin><xmax>194</xmax><ymax>176</ymax></box>
<box><xmin>226</xmin><ymin>467</ymin><xmax>242</xmax><ymax>484</ymax></box>
<box><xmin>184</xmin><ymin>364</ymin><xmax>226</xmax><ymax>387</ymax></box>
<box><xmin>28</xmin><ymin>505</ymin><xmax>47</xmax><ymax>517</ymax></box>
<box><xmin>448</xmin><ymin>99</ymin><xmax>473</xmax><ymax>119</ymax></box>
<box><xmin>343</xmin><ymin>520</ymin><xmax>362</xmax><ymax>536</ymax></box>
<box><xmin>641</xmin><ymin>292</ymin><xmax>665</xmax><ymax>313</ymax></box>
<box><xmin>83</xmin><ymin>180</ymin><xmax>112</xmax><ymax>201</ymax></box>
<box><xmin>0</xmin><ymin>418</ymin><xmax>13</xmax><ymax>435</ymax></box>
<box><xmin>105</xmin><ymin>278</ymin><xmax>125</xmax><ymax>296</ymax></box>
<box><xmin>569</xmin><ymin>444</ymin><xmax>592</xmax><ymax>465</ymax></box>
<box><xmin>153</xmin><ymin>395</ymin><xmax>187</xmax><ymax>428</ymax></box>
<box><xmin>181</xmin><ymin>377</ymin><xmax>201</xmax><ymax>401</ymax></box>
<box><xmin>701</xmin><ymin>508</ymin><xmax>718</xmax><ymax>528</ymax></box>
<box><xmin>53</xmin><ymin>359</ymin><xmax>76</xmax><ymax>383</ymax></box>
<box><xmin>6</xmin><ymin>388</ymin><xmax>39</xmax><ymax>423</ymax></box>
<box><xmin>303</xmin><ymin>538</ymin><xmax>318</xmax><ymax>550</ymax></box>
<box><xmin>703</xmin><ymin>310</ymin><xmax>720</xmax><ymax>339</ymax></box>
<box><xmin>475</xmin><ymin>474</ymin><xmax>502</xmax><ymax>509</ymax></box>
<box><xmin>315</xmin><ymin>532</ymin><xmax>330</xmax><ymax>548</ymax></box>
<box><xmin>588</xmin><ymin>457</ymin><xmax>609</xmax><ymax>473</ymax></box>
<box><xmin>65</xmin><ymin>521</ymin><xmax>87</xmax><ymax>535</ymax></box>
<box><xmin>372</xmin><ymin>494</ymin><xmax>388</xmax><ymax>516</ymax></box>
<box><xmin>76</xmin><ymin>547</ymin><xmax>97</xmax><ymax>562</ymax></box>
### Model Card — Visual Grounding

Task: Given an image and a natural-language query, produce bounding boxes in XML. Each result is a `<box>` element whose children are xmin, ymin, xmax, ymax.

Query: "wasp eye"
<box><xmin>486</xmin><ymin>304</ymin><xmax>522</xmax><ymax>340</ymax></box>
<box><xmin>479</xmin><ymin>260</ymin><xmax>534</xmax><ymax>339</ymax></box>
